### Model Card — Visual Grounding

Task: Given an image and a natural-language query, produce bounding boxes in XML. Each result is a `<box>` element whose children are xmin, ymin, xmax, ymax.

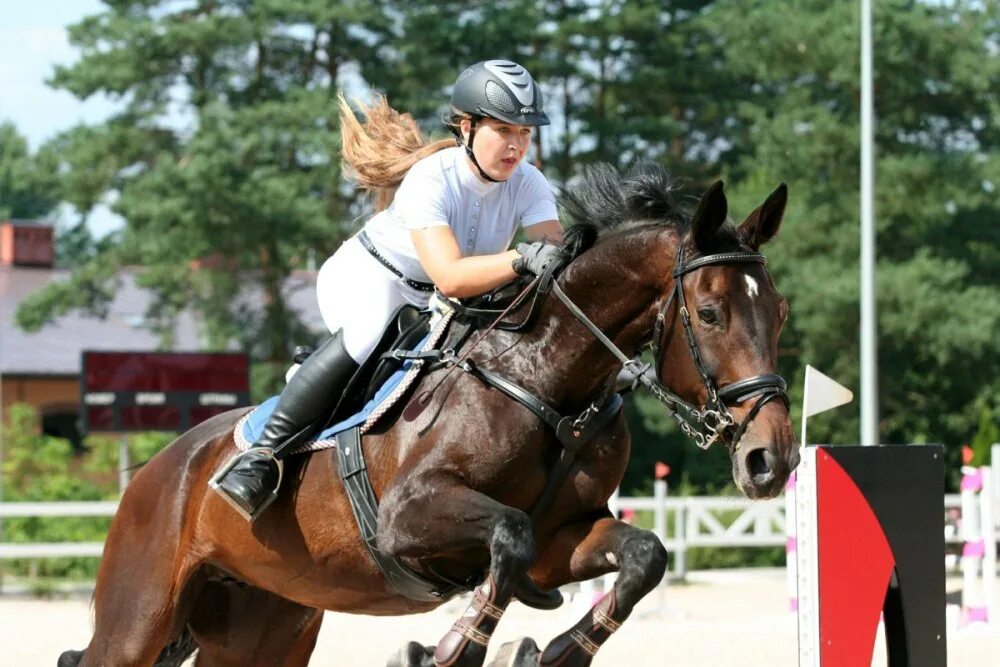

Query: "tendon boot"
<box><xmin>210</xmin><ymin>330</ymin><xmax>358</xmax><ymax>521</ymax></box>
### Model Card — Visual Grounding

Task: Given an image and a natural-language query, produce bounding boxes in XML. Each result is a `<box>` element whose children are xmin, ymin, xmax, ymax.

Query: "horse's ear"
<box><xmin>739</xmin><ymin>183</ymin><xmax>787</xmax><ymax>250</ymax></box>
<box><xmin>691</xmin><ymin>180</ymin><xmax>728</xmax><ymax>253</ymax></box>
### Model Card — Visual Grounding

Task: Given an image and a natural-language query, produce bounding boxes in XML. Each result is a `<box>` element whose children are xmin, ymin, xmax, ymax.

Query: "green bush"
<box><xmin>686</xmin><ymin>546</ymin><xmax>785</xmax><ymax>570</ymax></box>
<box><xmin>1</xmin><ymin>403</ymin><xmax>173</xmax><ymax>581</ymax></box>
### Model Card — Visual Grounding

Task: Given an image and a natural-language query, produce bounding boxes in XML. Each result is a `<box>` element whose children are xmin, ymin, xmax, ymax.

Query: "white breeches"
<box><xmin>316</xmin><ymin>236</ymin><xmax>432</xmax><ymax>364</ymax></box>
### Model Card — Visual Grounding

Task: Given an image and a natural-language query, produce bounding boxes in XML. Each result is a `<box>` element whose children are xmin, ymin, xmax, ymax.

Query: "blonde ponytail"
<box><xmin>338</xmin><ymin>93</ymin><xmax>457</xmax><ymax>212</ymax></box>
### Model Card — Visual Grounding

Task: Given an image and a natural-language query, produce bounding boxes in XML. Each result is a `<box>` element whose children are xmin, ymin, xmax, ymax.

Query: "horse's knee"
<box><xmin>490</xmin><ymin>510</ymin><xmax>535</xmax><ymax>574</ymax></box>
<box><xmin>618</xmin><ymin>530</ymin><xmax>668</xmax><ymax>595</ymax></box>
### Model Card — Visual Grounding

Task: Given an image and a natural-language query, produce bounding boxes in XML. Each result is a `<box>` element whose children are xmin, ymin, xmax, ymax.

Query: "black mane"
<box><xmin>559</xmin><ymin>162</ymin><xmax>690</xmax><ymax>259</ymax></box>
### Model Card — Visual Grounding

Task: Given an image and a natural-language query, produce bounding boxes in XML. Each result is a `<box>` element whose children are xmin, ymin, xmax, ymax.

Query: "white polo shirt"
<box><xmin>363</xmin><ymin>146</ymin><xmax>558</xmax><ymax>283</ymax></box>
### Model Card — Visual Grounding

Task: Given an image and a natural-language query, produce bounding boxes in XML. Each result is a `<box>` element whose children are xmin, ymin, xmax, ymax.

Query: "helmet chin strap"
<box><xmin>460</xmin><ymin>117</ymin><xmax>504</xmax><ymax>183</ymax></box>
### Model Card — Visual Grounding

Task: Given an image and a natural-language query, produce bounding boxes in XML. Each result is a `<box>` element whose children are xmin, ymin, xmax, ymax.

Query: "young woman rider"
<box><xmin>211</xmin><ymin>60</ymin><xmax>565</xmax><ymax>521</ymax></box>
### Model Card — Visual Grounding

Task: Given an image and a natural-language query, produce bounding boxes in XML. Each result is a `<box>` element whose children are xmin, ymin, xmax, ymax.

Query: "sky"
<box><xmin>0</xmin><ymin>1</ymin><xmax>121</xmax><ymax>235</ymax></box>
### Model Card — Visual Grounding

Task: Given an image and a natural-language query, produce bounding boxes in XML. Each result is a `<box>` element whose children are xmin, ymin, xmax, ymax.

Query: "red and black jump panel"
<box><xmin>798</xmin><ymin>445</ymin><xmax>947</xmax><ymax>666</ymax></box>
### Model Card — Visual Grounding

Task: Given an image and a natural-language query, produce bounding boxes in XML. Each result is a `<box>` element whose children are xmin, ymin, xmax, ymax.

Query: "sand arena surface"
<box><xmin>2</xmin><ymin>569</ymin><xmax>997</xmax><ymax>666</ymax></box>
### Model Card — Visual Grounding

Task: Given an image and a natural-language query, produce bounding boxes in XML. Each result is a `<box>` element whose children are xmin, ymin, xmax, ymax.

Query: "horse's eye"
<box><xmin>698</xmin><ymin>308</ymin><xmax>719</xmax><ymax>325</ymax></box>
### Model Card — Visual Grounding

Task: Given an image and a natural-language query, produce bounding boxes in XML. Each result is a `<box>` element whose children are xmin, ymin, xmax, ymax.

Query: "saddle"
<box><xmin>290</xmin><ymin>304</ymin><xmax>431</xmax><ymax>428</ymax></box>
<box><xmin>325</xmin><ymin>304</ymin><xmax>430</xmax><ymax>427</ymax></box>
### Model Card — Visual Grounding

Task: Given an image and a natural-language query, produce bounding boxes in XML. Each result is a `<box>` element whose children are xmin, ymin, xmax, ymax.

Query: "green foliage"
<box><xmin>713</xmin><ymin>0</ymin><xmax>999</xmax><ymax>474</ymax></box>
<box><xmin>596</xmin><ymin>1</ymin><xmax>999</xmax><ymax>495</ymax></box>
<box><xmin>11</xmin><ymin>0</ymin><xmax>1000</xmax><ymax>497</ymax></box>
<box><xmin>0</xmin><ymin>122</ymin><xmax>60</xmax><ymax>220</ymax></box>
<box><xmin>687</xmin><ymin>545</ymin><xmax>785</xmax><ymax>570</ymax></box>
<box><xmin>1</xmin><ymin>404</ymin><xmax>174</xmax><ymax>581</ymax></box>
<box><xmin>15</xmin><ymin>256</ymin><xmax>122</xmax><ymax>332</ymax></box>
<box><xmin>969</xmin><ymin>395</ymin><xmax>1000</xmax><ymax>467</ymax></box>
<box><xmin>20</xmin><ymin>0</ymin><xmax>391</xmax><ymax>362</ymax></box>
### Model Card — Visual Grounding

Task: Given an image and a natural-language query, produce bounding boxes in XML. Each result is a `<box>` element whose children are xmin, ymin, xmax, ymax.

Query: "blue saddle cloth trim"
<box><xmin>241</xmin><ymin>333</ymin><xmax>430</xmax><ymax>446</ymax></box>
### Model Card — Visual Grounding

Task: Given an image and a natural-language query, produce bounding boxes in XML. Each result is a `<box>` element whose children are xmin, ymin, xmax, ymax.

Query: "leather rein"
<box><xmin>550</xmin><ymin>241</ymin><xmax>789</xmax><ymax>451</ymax></box>
<box><xmin>363</xmin><ymin>242</ymin><xmax>791</xmax><ymax>601</ymax></box>
<box><xmin>410</xmin><ymin>241</ymin><xmax>788</xmax><ymax>520</ymax></box>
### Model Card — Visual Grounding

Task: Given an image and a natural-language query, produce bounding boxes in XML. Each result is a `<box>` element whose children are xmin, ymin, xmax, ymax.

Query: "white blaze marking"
<box><xmin>745</xmin><ymin>275</ymin><xmax>760</xmax><ymax>298</ymax></box>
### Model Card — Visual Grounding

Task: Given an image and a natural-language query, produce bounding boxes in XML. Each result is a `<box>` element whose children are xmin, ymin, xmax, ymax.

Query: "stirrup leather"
<box><xmin>209</xmin><ymin>450</ymin><xmax>285</xmax><ymax>522</ymax></box>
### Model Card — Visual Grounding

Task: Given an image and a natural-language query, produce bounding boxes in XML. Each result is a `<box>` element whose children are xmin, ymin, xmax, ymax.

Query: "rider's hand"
<box><xmin>511</xmin><ymin>242</ymin><xmax>566</xmax><ymax>276</ymax></box>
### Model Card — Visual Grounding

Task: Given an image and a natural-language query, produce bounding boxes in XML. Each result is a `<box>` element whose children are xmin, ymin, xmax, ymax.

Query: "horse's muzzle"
<box><xmin>731</xmin><ymin>406</ymin><xmax>798</xmax><ymax>499</ymax></box>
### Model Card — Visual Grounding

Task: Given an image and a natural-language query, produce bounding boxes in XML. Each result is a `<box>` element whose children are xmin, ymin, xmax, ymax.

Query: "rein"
<box><xmin>551</xmin><ymin>242</ymin><xmax>788</xmax><ymax>451</ymax></box>
<box><xmin>401</xmin><ymin>241</ymin><xmax>787</xmax><ymax>533</ymax></box>
<box><xmin>399</xmin><ymin>270</ymin><xmax>549</xmax><ymax>418</ymax></box>
<box><xmin>367</xmin><ymin>240</ymin><xmax>790</xmax><ymax>603</ymax></box>
<box><xmin>420</xmin><ymin>241</ymin><xmax>788</xmax><ymax>453</ymax></box>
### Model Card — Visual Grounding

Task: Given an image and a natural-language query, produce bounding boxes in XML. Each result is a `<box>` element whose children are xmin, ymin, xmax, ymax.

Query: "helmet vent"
<box><xmin>485</xmin><ymin>81</ymin><xmax>517</xmax><ymax>114</ymax></box>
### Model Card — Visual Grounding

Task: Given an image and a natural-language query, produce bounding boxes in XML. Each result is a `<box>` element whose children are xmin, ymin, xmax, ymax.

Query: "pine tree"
<box><xmin>0</xmin><ymin>122</ymin><xmax>60</xmax><ymax>220</ymax></box>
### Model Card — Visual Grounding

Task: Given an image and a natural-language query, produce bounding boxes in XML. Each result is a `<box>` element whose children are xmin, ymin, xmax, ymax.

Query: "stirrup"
<box><xmin>209</xmin><ymin>450</ymin><xmax>285</xmax><ymax>522</ymax></box>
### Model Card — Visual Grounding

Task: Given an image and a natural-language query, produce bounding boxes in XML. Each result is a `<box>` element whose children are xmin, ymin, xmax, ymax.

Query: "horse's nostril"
<box><xmin>747</xmin><ymin>449</ymin><xmax>770</xmax><ymax>478</ymax></box>
<box><xmin>763</xmin><ymin>449</ymin><xmax>781</xmax><ymax>472</ymax></box>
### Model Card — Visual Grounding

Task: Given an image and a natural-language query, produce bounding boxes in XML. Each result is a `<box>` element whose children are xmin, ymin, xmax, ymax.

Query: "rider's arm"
<box><xmin>410</xmin><ymin>226</ymin><xmax>520</xmax><ymax>299</ymax></box>
<box><xmin>404</xmin><ymin>163</ymin><xmax>563</xmax><ymax>299</ymax></box>
<box><xmin>518</xmin><ymin>166</ymin><xmax>563</xmax><ymax>244</ymax></box>
<box><xmin>524</xmin><ymin>220</ymin><xmax>564</xmax><ymax>244</ymax></box>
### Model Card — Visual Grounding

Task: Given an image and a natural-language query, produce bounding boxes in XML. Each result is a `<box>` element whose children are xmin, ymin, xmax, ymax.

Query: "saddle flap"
<box><xmin>331</xmin><ymin>305</ymin><xmax>429</xmax><ymax>425</ymax></box>
<box><xmin>362</xmin><ymin>310</ymin><xmax>431</xmax><ymax>404</ymax></box>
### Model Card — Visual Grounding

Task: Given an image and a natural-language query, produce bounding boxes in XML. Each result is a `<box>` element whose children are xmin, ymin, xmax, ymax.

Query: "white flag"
<box><xmin>803</xmin><ymin>365</ymin><xmax>854</xmax><ymax>418</ymax></box>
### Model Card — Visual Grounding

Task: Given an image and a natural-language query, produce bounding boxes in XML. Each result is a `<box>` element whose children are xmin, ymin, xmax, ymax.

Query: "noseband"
<box><xmin>550</xmin><ymin>242</ymin><xmax>788</xmax><ymax>451</ymax></box>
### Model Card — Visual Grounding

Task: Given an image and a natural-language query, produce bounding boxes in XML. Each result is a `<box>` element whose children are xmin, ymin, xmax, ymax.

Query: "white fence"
<box><xmin>0</xmin><ymin>501</ymin><xmax>116</xmax><ymax>559</ymax></box>
<box><xmin>0</xmin><ymin>494</ymin><xmax>977</xmax><ymax>580</ymax></box>
<box><xmin>0</xmin><ymin>487</ymin><xmax>993</xmax><ymax>581</ymax></box>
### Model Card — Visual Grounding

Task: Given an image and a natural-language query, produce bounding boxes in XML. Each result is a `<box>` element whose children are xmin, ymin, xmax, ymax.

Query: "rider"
<box><xmin>211</xmin><ymin>60</ymin><xmax>566</xmax><ymax>521</ymax></box>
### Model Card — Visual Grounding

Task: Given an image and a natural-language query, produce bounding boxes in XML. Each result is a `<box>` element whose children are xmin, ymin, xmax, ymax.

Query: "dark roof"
<box><xmin>0</xmin><ymin>265</ymin><xmax>323</xmax><ymax>376</ymax></box>
<box><xmin>3</xmin><ymin>219</ymin><xmax>55</xmax><ymax>227</ymax></box>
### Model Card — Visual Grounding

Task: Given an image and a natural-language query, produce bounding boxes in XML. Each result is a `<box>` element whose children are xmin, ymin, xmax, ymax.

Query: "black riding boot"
<box><xmin>210</xmin><ymin>330</ymin><xmax>359</xmax><ymax>521</ymax></box>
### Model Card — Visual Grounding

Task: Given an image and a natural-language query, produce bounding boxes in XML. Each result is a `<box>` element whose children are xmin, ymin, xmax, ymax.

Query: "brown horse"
<box><xmin>59</xmin><ymin>164</ymin><xmax>798</xmax><ymax>667</ymax></box>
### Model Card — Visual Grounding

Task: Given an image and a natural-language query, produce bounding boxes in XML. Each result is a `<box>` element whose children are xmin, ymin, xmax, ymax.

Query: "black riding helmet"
<box><xmin>449</xmin><ymin>60</ymin><xmax>549</xmax><ymax>182</ymax></box>
<box><xmin>451</xmin><ymin>60</ymin><xmax>550</xmax><ymax>127</ymax></box>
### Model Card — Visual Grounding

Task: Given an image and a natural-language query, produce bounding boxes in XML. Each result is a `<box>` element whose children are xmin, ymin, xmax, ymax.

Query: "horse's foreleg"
<box><xmin>378</xmin><ymin>473</ymin><xmax>536</xmax><ymax>667</ymax></box>
<box><xmin>529</xmin><ymin>515</ymin><xmax>668</xmax><ymax>666</ymax></box>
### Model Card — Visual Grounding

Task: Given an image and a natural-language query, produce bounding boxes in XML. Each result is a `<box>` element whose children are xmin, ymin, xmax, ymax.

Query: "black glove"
<box><xmin>512</xmin><ymin>242</ymin><xmax>566</xmax><ymax>276</ymax></box>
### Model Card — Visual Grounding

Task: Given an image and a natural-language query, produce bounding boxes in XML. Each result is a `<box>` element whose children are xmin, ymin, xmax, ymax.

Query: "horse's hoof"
<box><xmin>514</xmin><ymin>577</ymin><xmax>564</xmax><ymax>610</ymax></box>
<box><xmin>490</xmin><ymin>637</ymin><xmax>541</xmax><ymax>667</ymax></box>
<box><xmin>386</xmin><ymin>641</ymin><xmax>435</xmax><ymax>667</ymax></box>
<box><xmin>57</xmin><ymin>650</ymin><xmax>85</xmax><ymax>667</ymax></box>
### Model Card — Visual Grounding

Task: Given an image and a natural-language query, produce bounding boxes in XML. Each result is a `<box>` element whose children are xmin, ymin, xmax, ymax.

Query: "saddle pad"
<box><xmin>234</xmin><ymin>309</ymin><xmax>454</xmax><ymax>455</ymax></box>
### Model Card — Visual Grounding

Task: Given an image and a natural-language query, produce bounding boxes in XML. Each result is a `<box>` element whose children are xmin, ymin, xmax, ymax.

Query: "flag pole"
<box><xmin>801</xmin><ymin>378</ymin><xmax>810</xmax><ymax>447</ymax></box>
<box><xmin>860</xmin><ymin>0</ymin><xmax>879</xmax><ymax>446</ymax></box>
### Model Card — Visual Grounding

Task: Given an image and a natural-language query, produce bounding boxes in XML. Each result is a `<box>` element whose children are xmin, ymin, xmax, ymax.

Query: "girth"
<box><xmin>334</xmin><ymin>427</ymin><xmax>466</xmax><ymax>601</ymax></box>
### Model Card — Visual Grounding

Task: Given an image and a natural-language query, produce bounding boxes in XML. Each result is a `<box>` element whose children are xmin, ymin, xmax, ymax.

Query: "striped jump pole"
<box><xmin>786</xmin><ymin>469</ymin><xmax>798</xmax><ymax>612</ymax></box>
<box><xmin>959</xmin><ymin>463</ymin><xmax>997</xmax><ymax>626</ymax></box>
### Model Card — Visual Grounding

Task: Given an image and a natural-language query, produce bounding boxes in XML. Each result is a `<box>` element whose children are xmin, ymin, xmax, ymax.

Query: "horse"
<box><xmin>58</xmin><ymin>163</ymin><xmax>798</xmax><ymax>667</ymax></box>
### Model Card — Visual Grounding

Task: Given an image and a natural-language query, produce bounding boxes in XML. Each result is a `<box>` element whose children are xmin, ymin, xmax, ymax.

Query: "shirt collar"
<box><xmin>456</xmin><ymin>148</ymin><xmax>503</xmax><ymax>196</ymax></box>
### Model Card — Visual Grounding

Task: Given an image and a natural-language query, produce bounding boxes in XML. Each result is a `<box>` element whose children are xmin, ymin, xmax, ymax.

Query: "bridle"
<box><xmin>550</xmin><ymin>241</ymin><xmax>788</xmax><ymax>451</ymax></box>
